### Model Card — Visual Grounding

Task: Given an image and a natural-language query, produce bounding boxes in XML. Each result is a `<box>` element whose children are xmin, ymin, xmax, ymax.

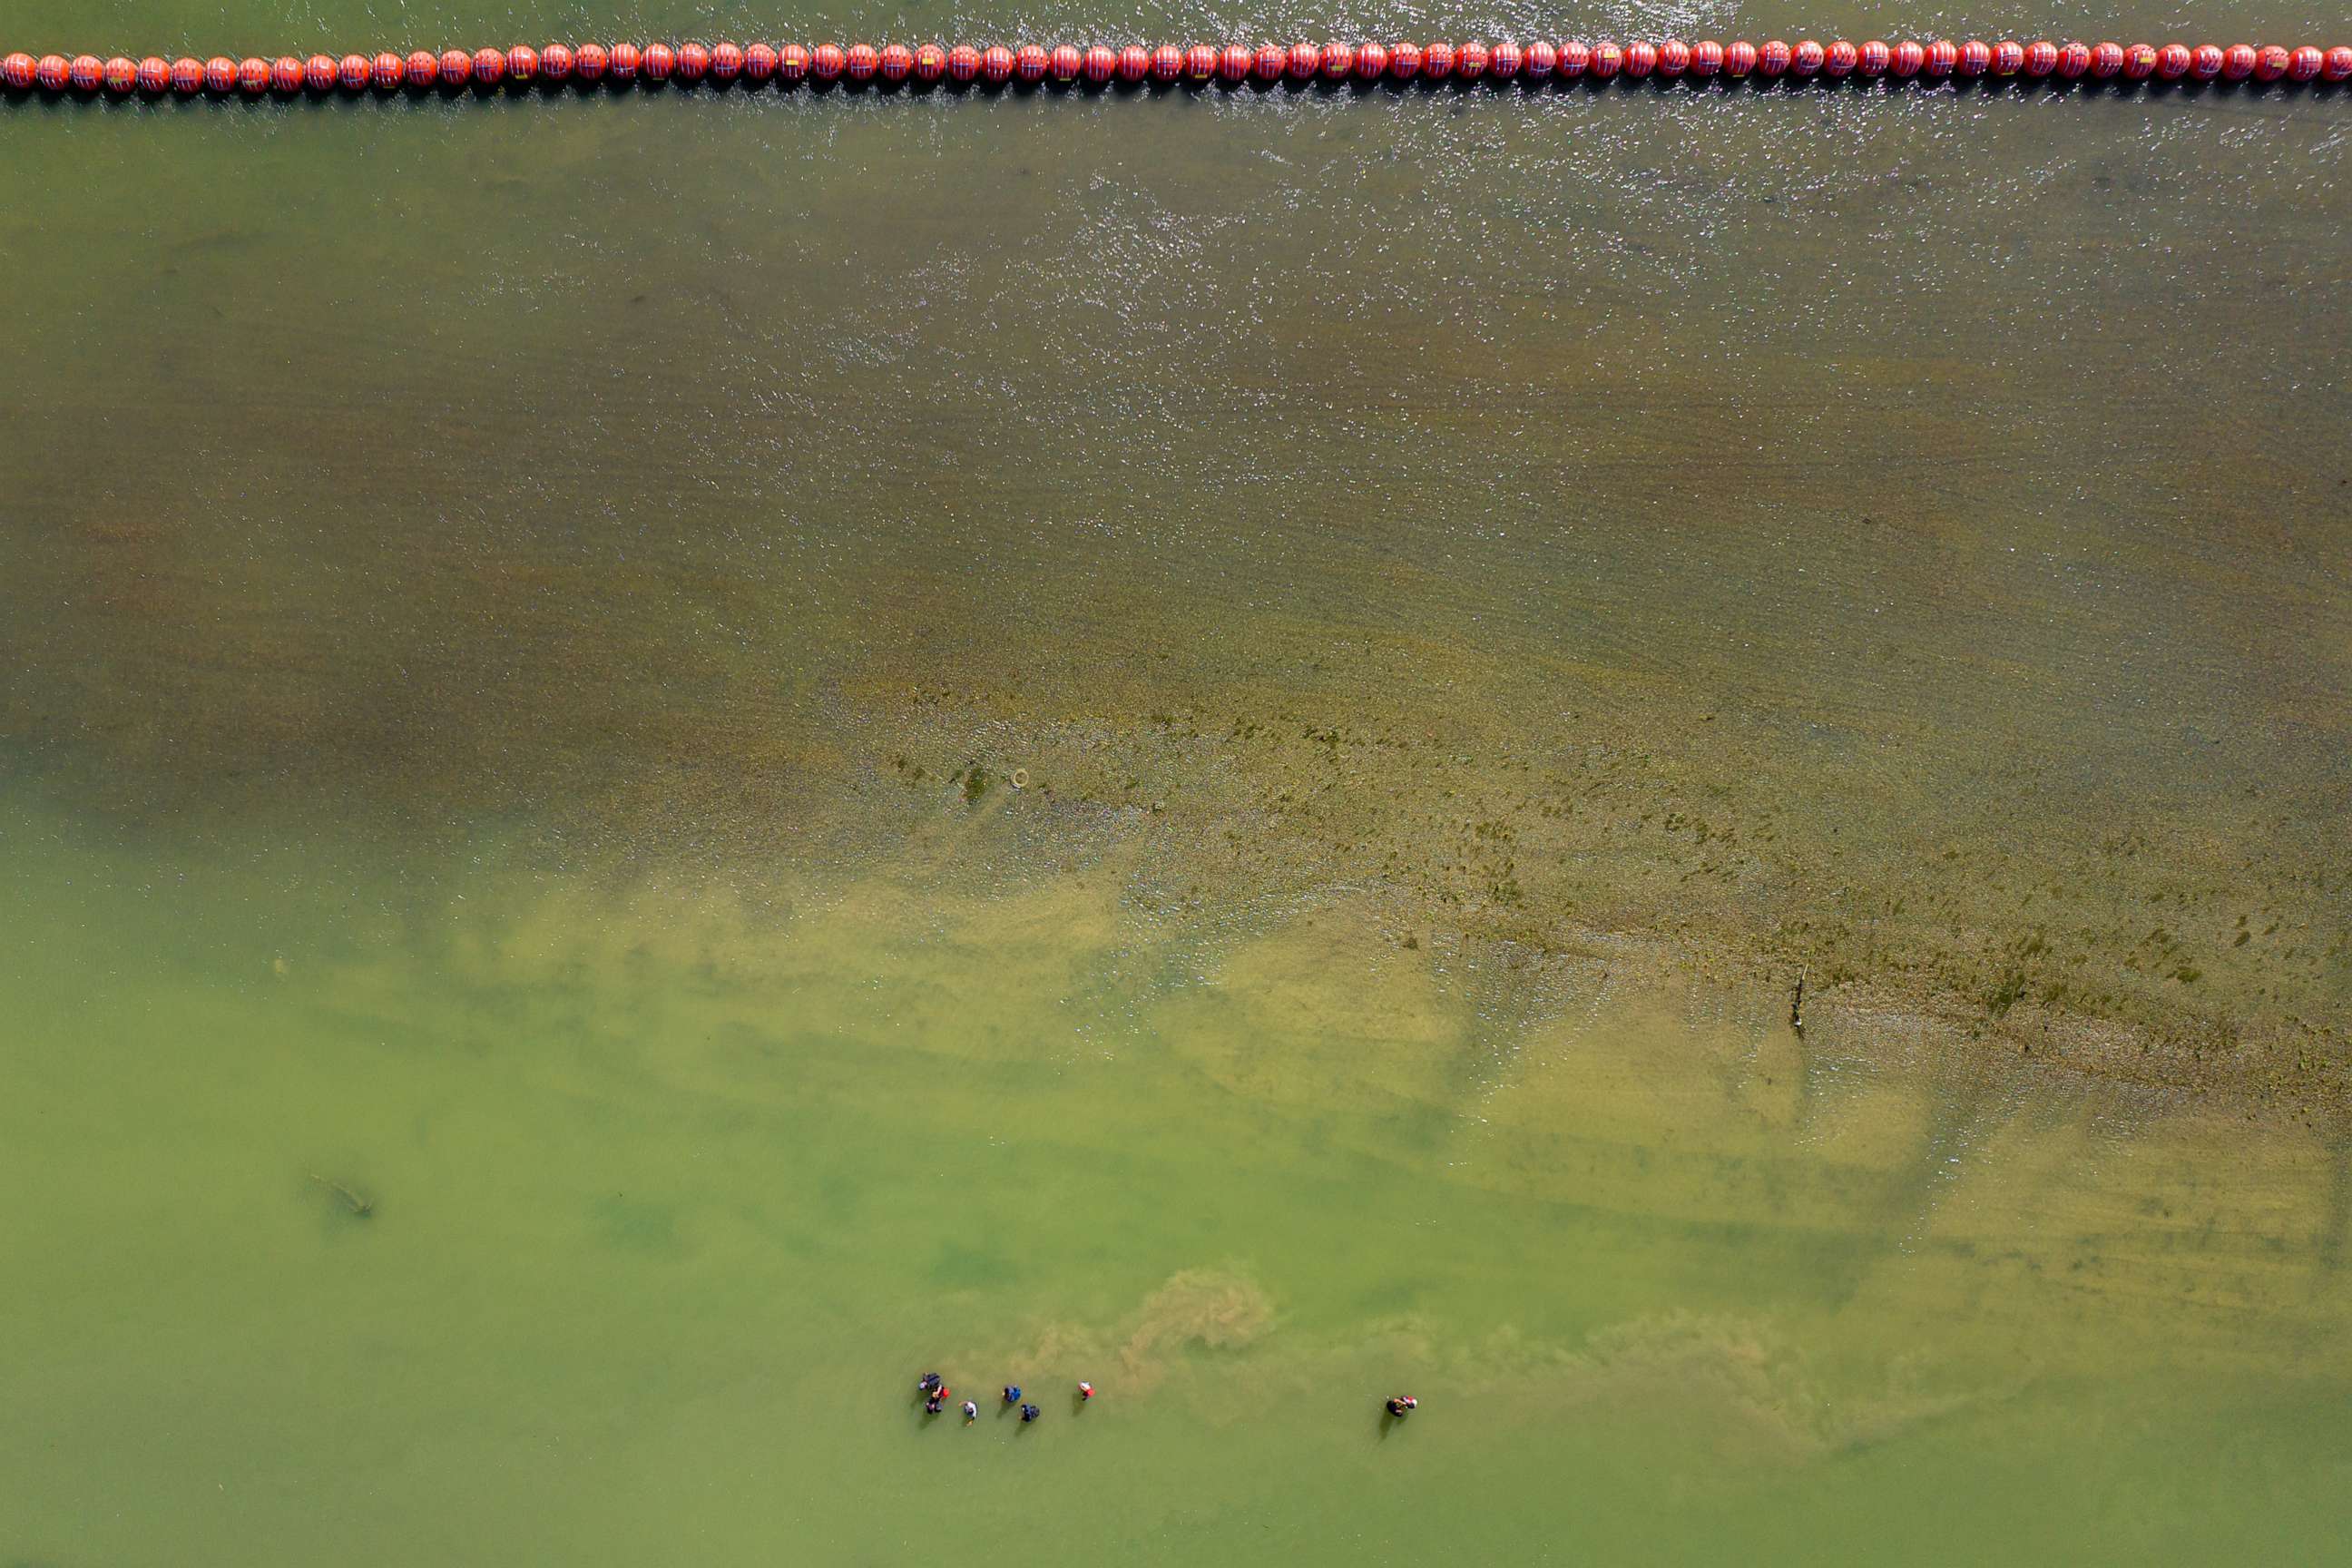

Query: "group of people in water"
<box><xmin>916</xmin><ymin>1372</ymin><xmax>1094</xmax><ymax>1424</ymax></box>
<box><xmin>916</xmin><ymin>1371</ymin><xmax>1419</xmax><ymax>1424</ymax></box>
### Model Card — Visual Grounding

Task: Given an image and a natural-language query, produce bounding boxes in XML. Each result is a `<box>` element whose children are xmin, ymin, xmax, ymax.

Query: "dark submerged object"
<box><xmin>307</xmin><ymin>1172</ymin><xmax>374</xmax><ymax>1218</ymax></box>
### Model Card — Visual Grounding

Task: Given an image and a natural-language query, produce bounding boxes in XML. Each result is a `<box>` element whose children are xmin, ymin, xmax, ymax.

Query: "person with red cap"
<box><xmin>1384</xmin><ymin>1395</ymin><xmax>1418</xmax><ymax>1417</ymax></box>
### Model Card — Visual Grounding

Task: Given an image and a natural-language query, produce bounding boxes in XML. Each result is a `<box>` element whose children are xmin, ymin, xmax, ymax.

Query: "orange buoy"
<box><xmin>11</xmin><ymin>32</ymin><xmax>2352</xmax><ymax>108</ymax></box>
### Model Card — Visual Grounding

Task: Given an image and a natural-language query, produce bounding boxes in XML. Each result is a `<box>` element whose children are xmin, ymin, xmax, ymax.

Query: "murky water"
<box><xmin>4</xmin><ymin>5</ymin><xmax>2350</xmax><ymax>1563</ymax></box>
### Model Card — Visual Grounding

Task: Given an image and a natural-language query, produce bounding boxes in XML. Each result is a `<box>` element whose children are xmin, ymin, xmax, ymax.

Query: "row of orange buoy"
<box><xmin>5</xmin><ymin>40</ymin><xmax>2352</xmax><ymax>98</ymax></box>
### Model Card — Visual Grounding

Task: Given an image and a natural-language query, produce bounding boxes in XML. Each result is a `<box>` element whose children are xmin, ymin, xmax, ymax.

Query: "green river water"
<box><xmin>4</xmin><ymin>4</ymin><xmax>2350</xmax><ymax>1564</ymax></box>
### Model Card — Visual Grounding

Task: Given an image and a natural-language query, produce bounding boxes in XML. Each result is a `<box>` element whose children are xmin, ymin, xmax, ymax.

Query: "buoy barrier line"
<box><xmin>5</xmin><ymin>40</ymin><xmax>2352</xmax><ymax>100</ymax></box>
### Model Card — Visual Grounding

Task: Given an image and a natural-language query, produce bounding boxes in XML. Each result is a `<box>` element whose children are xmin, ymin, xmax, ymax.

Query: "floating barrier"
<box><xmin>4</xmin><ymin>39</ymin><xmax>2350</xmax><ymax>101</ymax></box>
